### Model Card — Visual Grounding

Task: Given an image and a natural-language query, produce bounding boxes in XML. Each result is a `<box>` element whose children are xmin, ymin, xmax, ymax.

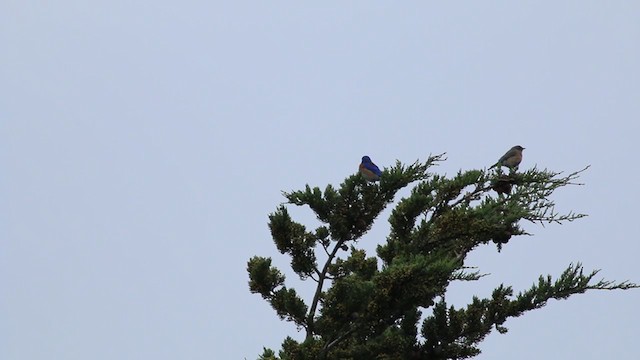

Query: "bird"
<box><xmin>489</xmin><ymin>145</ymin><xmax>525</xmax><ymax>170</ymax></box>
<box><xmin>359</xmin><ymin>155</ymin><xmax>382</xmax><ymax>182</ymax></box>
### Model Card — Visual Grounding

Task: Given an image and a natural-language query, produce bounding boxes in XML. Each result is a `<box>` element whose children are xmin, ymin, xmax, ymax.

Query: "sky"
<box><xmin>2</xmin><ymin>2</ymin><xmax>639</xmax><ymax>359</ymax></box>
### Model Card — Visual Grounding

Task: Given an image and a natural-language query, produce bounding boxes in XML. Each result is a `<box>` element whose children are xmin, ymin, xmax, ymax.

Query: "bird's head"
<box><xmin>361</xmin><ymin>156</ymin><xmax>372</xmax><ymax>163</ymax></box>
<box><xmin>513</xmin><ymin>145</ymin><xmax>525</xmax><ymax>151</ymax></box>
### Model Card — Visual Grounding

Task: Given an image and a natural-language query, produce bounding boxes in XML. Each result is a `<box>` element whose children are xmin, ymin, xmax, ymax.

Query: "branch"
<box><xmin>320</xmin><ymin>327</ymin><xmax>357</xmax><ymax>359</ymax></box>
<box><xmin>451</xmin><ymin>268</ymin><xmax>489</xmax><ymax>282</ymax></box>
<box><xmin>306</xmin><ymin>239</ymin><xmax>345</xmax><ymax>339</ymax></box>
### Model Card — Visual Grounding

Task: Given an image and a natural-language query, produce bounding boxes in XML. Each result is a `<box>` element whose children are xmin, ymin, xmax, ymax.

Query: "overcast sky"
<box><xmin>2</xmin><ymin>2</ymin><xmax>639</xmax><ymax>359</ymax></box>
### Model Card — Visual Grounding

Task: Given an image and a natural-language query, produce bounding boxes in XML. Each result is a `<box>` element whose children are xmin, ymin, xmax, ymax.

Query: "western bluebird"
<box><xmin>359</xmin><ymin>155</ymin><xmax>382</xmax><ymax>182</ymax></box>
<box><xmin>489</xmin><ymin>145</ymin><xmax>525</xmax><ymax>170</ymax></box>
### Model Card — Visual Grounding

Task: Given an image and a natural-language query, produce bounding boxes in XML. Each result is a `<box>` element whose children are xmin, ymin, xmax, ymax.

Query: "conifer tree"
<box><xmin>247</xmin><ymin>155</ymin><xmax>637</xmax><ymax>359</ymax></box>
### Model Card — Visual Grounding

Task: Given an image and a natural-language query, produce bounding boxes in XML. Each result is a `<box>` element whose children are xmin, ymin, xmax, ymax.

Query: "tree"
<box><xmin>247</xmin><ymin>155</ymin><xmax>637</xmax><ymax>359</ymax></box>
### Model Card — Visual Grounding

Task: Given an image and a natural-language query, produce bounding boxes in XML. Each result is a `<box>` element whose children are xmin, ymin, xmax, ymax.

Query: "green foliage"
<box><xmin>258</xmin><ymin>348</ymin><xmax>277</xmax><ymax>360</ymax></box>
<box><xmin>247</xmin><ymin>157</ymin><xmax>637</xmax><ymax>359</ymax></box>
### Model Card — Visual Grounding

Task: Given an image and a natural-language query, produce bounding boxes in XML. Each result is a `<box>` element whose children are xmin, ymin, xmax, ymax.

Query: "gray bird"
<box><xmin>489</xmin><ymin>145</ymin><xmax>525</xmax><ymax>170</ymax></box>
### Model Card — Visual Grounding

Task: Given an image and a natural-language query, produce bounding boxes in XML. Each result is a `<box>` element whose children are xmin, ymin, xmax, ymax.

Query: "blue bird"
<box><xmin>359</xmin><ymin>156</ymin><xmax>382</xmax><ymax>182</ymax></box>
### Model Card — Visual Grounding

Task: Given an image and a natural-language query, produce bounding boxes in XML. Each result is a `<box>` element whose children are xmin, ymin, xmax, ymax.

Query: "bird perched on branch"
<box><xmin>489</xmin><ymin>145</ymin><xmax>525</xmax><ymax>170</ymax></box>
<box><xmin>359</xmin><ymin>156</ymin><xmax>382</xmax><ymax>182</ymax></box>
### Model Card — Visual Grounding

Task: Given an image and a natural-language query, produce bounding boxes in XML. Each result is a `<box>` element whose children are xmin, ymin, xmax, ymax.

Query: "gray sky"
<box><xmin>2</xmin><ymin>2</ymin><xmax>639</xmax><ymax>359</ymax></box>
